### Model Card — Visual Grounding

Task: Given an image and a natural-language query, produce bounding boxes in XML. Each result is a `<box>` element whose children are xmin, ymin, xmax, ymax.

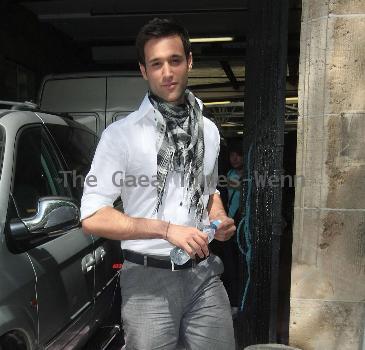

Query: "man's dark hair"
<box><xmin>136</xmin><ymin>18</ymin><xmax>191</xmax><ymax>66</ymax></box>
<box><xmin>228</xmin><ymin>138</ymin><xmax>243</xmax><ymax>156</ymax></box>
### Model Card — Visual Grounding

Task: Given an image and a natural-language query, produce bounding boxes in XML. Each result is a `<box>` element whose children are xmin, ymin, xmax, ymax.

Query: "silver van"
<box><xmin>38</xmin><ymin>72</ymin><xmax>147</xmax><ymax>135</ymax></box>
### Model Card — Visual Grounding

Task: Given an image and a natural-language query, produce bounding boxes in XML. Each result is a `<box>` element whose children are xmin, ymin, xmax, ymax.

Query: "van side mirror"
<box><xmin>23</xmin><ymin>197</ymin><xmax>80</xmax><ymax>235</ymax></box>
<box><xmin>9</xmin><ymin>197</ymin><xmax>80</xmax><ymax>244</ymax></box>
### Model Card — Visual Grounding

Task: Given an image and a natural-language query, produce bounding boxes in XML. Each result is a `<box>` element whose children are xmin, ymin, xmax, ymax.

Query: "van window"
<box><xmin>64</xmin><ymin>112</ymin><xmax>100</xmax><ymax>134</ymax></box>
<box><xmin>12</xmin><ymin>126</ymin><xmax>71</xmax><ymax>218</ymax></box>
<box><xmin>46</xmin><ymin>124</ymin><xmax>98</xmax><ymax>202</ymax></box>
<box><xmin>40</xmin><ymin>77</ymin><xmax>105</xmax><ymax>113</ymax></box>
<box><xmin>106</xmin><ymin>76</ymin><xmax>147</xmax><ymax>111</ymax></box>
<box><xmin>0</xmin><ymin>126</ymin><xmax>5</xmax><ymax>179</ymax></box>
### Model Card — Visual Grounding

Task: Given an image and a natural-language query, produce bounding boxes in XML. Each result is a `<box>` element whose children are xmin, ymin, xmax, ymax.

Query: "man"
<box><xmin>81</xmin><ymin>18</ymin><xmax>236</xmax><ymax>349</ymax></box>
<box><xmin>225</xmin><ymin>140</ymin><xmax>244</xmax><ymax>314</ymax></box>
<box><xmin>227</xmin><ymin>140</ymin><xmax>244</xmax><ymax>220</ymax></box>
<box><xmin>211</xmin><ymin>139</ymin><xmax>244</xmax><ymax>318</ymax></box>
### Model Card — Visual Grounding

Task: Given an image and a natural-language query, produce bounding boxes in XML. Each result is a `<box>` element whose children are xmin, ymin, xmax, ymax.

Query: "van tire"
<box><xmin>0</xmin><ymin>332</ymin><xmax>27</xmax><ymax>350</ymax></box>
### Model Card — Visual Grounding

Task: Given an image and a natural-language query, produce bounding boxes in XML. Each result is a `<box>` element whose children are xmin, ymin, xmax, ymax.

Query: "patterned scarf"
<box><xmin>148</xmin><ymin>90</ymin><xmax>205</xmax><ymax>222</ymax></box>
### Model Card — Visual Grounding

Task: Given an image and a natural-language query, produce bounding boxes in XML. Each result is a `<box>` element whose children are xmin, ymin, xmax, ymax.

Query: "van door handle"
<box><xmin>95</xmin><ymin>247</ymin><xmax>107</xmax><ymax>264</ymax></box>
<box><xmin>82</xmin><ymin>254</ymin><xmax>95</xmax><ymax>273</ymax></box>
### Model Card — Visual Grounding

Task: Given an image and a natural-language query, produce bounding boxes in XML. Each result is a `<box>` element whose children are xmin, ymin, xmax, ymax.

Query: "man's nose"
<box><xmin>162</xmin><ymin>62</ymin><xmax>173</xmax><ymax>78</ymax></box>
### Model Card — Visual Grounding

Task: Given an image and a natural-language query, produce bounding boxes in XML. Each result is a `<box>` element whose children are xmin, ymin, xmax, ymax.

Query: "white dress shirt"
<box><xmin>81</xmin><ymin>93</ymin><xmax>220</xmax><ymax>256</ymax></box>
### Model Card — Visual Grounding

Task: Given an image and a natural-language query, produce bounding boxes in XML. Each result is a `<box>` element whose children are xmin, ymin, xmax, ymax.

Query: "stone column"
<box><xmin>291</xmin><ymin>1</ymin><xmax>365</xmax><ymax>349</ymax></box>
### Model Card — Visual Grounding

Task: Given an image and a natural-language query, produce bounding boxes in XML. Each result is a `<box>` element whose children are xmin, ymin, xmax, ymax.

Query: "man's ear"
<box><xmin>139</xmin><ymin>63</ymin><xmax>148</xmax><ymax>80</ymax></box>
<box><xmin>188</xmin><ymin>52</ymin><xmax>193</xmax><ymax>71</ymax></box>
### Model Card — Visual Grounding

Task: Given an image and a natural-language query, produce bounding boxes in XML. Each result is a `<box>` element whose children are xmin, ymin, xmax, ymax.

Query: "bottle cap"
<box><xmin>210</xmin><ymin>220</ymin><xmax>222</xmax><ymax>230</ymax></box>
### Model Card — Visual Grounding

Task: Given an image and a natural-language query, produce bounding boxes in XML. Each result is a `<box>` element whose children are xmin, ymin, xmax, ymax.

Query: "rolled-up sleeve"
<box><xmin>80</xmin><ymin>127</ymin><xmax>127</xmax><ymax>220</ymax></box>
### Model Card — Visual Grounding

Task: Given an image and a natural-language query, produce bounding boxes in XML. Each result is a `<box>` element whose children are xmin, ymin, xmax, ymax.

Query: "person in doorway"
<box><xmin>212</xmin><ymin>139</ymin><xmax>244</xmax><ymax>317</ymax></box>
<box><xmin>81</xmin><ymin>18</ymin><xmax>236</xmax><ymax>349</ymax></box>
<box><xmin>227</xmin><ymin>139</ymin><xmax>244</xmax><ymax>221</ymax></box>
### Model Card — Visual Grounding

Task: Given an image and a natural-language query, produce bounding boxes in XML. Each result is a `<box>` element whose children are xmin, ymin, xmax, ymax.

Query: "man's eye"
<box><xmin>152</xmin><ymin>62</ymin><xmax>161</xmax><ymax>67</ymax></box>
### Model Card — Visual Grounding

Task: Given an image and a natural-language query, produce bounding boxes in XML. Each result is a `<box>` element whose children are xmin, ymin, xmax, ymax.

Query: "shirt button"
<box><xmin>180</xmin><ymin>202</ymin><xmax>183</xmax><ymax>206</ymax></box>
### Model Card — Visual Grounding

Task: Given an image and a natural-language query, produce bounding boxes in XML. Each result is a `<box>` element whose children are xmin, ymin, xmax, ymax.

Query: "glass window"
<box><xmin>68</xmin><ymin>112</ymin><xmax>100</xmax><ymax>134</ymax></box>
<box><xmin>46</xmin><ymin>124</ymin><xmax>98</xmax><ymax>202</ymax></box>
<box><xmin>12</xmin><ymin>126</ymin><xmax>70</xmax><ymax>218</ymax></box>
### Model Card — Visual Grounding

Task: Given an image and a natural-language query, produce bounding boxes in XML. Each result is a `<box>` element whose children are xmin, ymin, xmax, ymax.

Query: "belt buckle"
<box><xmin>171</xmin><ymin>259</ymin><xmax>195</xmax><ymax>271</ymax></box>
<box><xmin>171</xmin><ymin>259</ymin><xmax>184</xmax><ymax>271</ymax></box>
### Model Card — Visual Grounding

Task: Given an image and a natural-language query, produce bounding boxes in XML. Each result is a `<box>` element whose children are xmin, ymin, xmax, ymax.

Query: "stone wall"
<box><xmin>290</xmin><ymin>1</ymin><xmax>365</xmax><ymax>349</ymax></box>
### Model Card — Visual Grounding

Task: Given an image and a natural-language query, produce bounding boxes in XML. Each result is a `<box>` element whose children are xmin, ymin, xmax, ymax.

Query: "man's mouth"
<box><xmin>162</xmin><ymin>82</ymin><xmax>177</xmax><ymax>88</ymax></box>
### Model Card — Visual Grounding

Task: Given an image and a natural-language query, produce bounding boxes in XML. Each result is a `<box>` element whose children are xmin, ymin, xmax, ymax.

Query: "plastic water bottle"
<box><xmin>170</xmin><ymin>220</ymin><xmax>222</xmax><ymax>265</ymax></box>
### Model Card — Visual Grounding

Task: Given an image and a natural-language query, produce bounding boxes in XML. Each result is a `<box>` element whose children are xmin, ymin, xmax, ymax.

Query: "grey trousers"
<box><xmin>120</xmin><ymin>254</ymin><xmax>235</xmax><ymax>350</ymax></box>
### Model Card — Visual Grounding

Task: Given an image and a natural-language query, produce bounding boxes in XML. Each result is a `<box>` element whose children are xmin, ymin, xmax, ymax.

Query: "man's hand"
<box><xmin>166</xmin><ymin>224</ymin><xmax>209</xmax><ymax>259</ymax></box>
<box><xmin>207</xmin><ymin>193</ymin><xmax>236</xmax><ymax>241</ymax></box>
<box><xmin>214</xmin><ymin>216</ymin><xmax>236</xmax><ymax>241</ymax></box>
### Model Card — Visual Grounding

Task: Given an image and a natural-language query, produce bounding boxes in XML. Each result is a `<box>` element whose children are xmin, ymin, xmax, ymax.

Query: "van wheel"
<box><xmin>0</xmin><ymin>332</ymin><xmax>27</xmax><ymax>350</ymax></box>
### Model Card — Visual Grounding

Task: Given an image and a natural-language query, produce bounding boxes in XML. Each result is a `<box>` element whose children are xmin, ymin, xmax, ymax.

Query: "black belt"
<box><xmin>123</xmin><ymin>250</ymin><xmax>207</xmax><ymax>270</ymax></box>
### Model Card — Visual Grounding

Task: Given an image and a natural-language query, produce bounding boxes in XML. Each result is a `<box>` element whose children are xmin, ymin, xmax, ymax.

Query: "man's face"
<box><xmin>229</xmin><ymin>151</ymin><xmax>244</xmax><ymax>170</ymax></box>
<box><xmin>139</xmin><ymin>35</ymin><xmax>192</xmax><ymax>105</ymax></box>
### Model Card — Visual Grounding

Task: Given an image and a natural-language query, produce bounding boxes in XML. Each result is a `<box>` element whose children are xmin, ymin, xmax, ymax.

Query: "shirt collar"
<box><xmin>138</xmin><ymin>93</ymin><xmax>155</xmax><ymax>118</ymax></box>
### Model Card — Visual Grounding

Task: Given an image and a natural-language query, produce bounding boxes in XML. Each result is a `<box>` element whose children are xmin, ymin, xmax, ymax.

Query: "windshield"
<box><xmin>0</xmin><ymin>126</ymin><xmax>5</xmax><ymax>180</ymax></box>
